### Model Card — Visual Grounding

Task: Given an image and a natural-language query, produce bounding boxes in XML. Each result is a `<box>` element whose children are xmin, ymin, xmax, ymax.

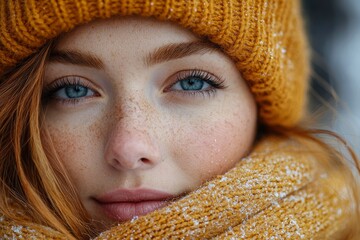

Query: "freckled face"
<box><xmin>42</xmin><ymin>17</ymin><xmax>257</xmax><ymax>228</ymax></box>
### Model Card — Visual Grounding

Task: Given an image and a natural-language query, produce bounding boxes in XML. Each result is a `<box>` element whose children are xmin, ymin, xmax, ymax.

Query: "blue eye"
<box><xmin>168</xmin><ymin>70</ymin><xmax>226</xmax><ymax>96</ymax></box>
<box><xmin>55</xmin><ymin>85</ymin><xmax>93</xmax><ymax>99</ymax></box>
<box><xmin>174</xmin><ymin>77</ymin><xmax>210</xmax><ymax>91</ymax></box>
<box><xmin>43</xmin><ymin>76</ymin><xmax>98</xmax><ymax>104</ymax></box>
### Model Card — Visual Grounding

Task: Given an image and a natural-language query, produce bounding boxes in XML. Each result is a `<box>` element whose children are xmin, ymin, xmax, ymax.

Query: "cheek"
<box><xmin>45</xmin><ymin>121</ymin><xmax>103</xmax><ymax>190</ymax></box>
<box><xmin>171</xmin><ymin>111</ymin><xmax>256</xmax><ymax>184</ymax></box>
<box><xmin>48</xmin><ymin>125</ymin><xmax>88</xmax><ymax>170</ymax></box>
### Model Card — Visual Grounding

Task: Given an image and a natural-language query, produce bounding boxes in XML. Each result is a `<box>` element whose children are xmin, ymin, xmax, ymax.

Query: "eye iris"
<box><xmin>180</xmin><ymin>77</ymin><xmax>204</xmax><ymax>91</ymax></box>
<box><xmin>65</xmin><ymin>85</ymin><xmax>88</xmax><ymax>98</ymax></box>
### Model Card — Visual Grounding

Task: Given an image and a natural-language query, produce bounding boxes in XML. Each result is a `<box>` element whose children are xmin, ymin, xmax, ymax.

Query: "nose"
<box><xmin>104</xmin><ymin>105</ymin><xmax>161</xmax><ymax>171</ymax></box>
<box><xmin>105</xmin><ymin>124</ymin><xmax>161</xmax><ymax>171</ymax></box>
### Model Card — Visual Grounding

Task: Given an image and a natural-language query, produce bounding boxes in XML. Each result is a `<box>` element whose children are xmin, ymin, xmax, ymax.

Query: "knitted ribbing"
<box><xmin>0</xmin><ymin>136</ymin><xmax>353</xmax><ymax>239</ymax></box>
<box><xmin>0</xmin><ymin>0</ymin><xmax>309</xmax><ymax>127</ymax></box>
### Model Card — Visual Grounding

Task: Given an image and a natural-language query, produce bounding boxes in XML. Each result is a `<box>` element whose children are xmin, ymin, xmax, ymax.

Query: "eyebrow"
<box><xmin>48</xmin><ymin>50</ymin><xmax>104</xmax><ymax>69</ymax></box>
<box><xmin>48</xmin><ymin>41</ymin><xmax>220</xmax><ymax>69</ymax></box>
<box><xmin>145</xmin><ymin>41</ymin><xmax>220</xmax><ymax>66</ymax></box>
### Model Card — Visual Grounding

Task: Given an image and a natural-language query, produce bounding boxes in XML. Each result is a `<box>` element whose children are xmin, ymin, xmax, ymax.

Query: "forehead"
<box><xmin>55</xmin><ymin>17</ymin><xmax>199</xmax><ymax>53</ymax></box>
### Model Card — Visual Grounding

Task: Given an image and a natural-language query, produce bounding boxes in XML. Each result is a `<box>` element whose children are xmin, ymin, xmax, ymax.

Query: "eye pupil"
<box><xmin>65</xmin><ymin>85</ymin><xmax>88</xmax><ymax>98</ymax></box>
<box><xmin>180</xmin><ymin>77</ymin><xmax>204</xmax><ymax>91</ymax></box>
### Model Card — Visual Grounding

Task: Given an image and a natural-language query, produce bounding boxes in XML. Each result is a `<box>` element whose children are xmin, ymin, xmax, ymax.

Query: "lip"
<box><xmin>93</xmin><ymin>188</ymin><xmax>175</xmax><ymax>221</ymax></box>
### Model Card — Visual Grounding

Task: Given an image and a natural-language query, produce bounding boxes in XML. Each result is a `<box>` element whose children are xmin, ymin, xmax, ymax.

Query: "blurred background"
<box><xmin>302</xmin><ymin>0</ymin><xmax>360</xmax><ymax>155</ymax></box>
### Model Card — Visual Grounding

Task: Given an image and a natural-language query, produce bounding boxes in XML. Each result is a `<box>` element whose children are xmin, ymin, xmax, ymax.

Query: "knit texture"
<box><xmin>0</xmin><ymin>136</ymin><xmax>353</xmax><ymax>239</ymax></box>
<box><xmin>0</xmin><ymin>0</ymin><xmax>309</xmax><ymax>127</ymax></box>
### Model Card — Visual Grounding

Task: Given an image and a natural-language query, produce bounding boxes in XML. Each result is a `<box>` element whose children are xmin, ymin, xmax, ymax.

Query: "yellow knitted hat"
<box><xmin>0</xmin><ymin>0</ymin><xmax>309</xmax><ymax>127</ymax></box>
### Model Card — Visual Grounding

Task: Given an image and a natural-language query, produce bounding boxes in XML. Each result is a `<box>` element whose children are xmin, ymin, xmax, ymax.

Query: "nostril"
<box><xmin>140</xmin><ymin>158</ymin><xmax>151</xmax><ymax>164</ymax></box>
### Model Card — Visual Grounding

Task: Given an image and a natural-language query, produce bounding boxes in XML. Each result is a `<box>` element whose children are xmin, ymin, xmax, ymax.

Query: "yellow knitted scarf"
<box><xmin>0</xmin><ymin>136</ymin><xmax>353</xmax><ymax>239</ymax></box>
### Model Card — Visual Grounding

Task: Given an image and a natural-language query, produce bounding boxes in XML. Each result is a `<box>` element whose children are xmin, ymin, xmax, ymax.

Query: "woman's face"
<box><xmin>42</xmin><ymin>17</ymin><xmax>257</xmax><ymax>228</ymax></box>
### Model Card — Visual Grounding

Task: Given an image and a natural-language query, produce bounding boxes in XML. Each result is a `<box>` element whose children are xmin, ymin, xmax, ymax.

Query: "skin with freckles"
<box><xmin>42</xmin><ymin>17</ymin><xmax>257</xmax><ymax>230</ymax></box>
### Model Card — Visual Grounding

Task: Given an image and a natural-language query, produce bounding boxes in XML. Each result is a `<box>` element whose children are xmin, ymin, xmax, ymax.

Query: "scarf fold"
<box><xmin>0</xmin><ymin>136</ymin><xmax>353</xmax><ymax>239</ymax></box>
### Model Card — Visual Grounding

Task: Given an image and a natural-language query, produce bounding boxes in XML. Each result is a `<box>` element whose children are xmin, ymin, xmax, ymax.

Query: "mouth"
<box><xmin>93</xmin><ymin>188</ymin><xmax>175</xmax><ymax>222</ymax></box>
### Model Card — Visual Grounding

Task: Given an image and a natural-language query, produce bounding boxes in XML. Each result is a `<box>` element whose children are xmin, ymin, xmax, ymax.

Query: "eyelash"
<box><xmin>167</xmin><ymin>69</ymin><xmax>226</xmax><ymax>97</ymax></box>
<box><xmin>42</xmin><ymin>69</ymin><xmax>226</xmax><ymax>105</ymax></box>
<box><xmin>42</xmin><ymin>76</ymin><xmax>97</xmax><ymax>105</ymax></box>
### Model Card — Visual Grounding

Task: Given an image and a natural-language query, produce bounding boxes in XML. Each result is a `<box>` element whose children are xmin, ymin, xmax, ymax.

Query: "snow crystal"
<box><xmin>130</xmin><ymin>216</ymin><xmax>138</xmax><ymax>223</ymax></box>
<box><xmin>12</xmin><ymin>225</ymin><xmax>23</xmax><ymax>234</ymax></box>
<box><xmin>220</xmin><ymin>176</ymin><xmax>228</xmax><ymax>182</ymax></box>
<box><xmin>337</xmin><ymin>209</ymin><xmax>342</xmax><ymax>215</ymax></box>
<box><xmin>274</xmin><ymin>192</ymin><xmax>286</xmax><ymax>198</ymax></box>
